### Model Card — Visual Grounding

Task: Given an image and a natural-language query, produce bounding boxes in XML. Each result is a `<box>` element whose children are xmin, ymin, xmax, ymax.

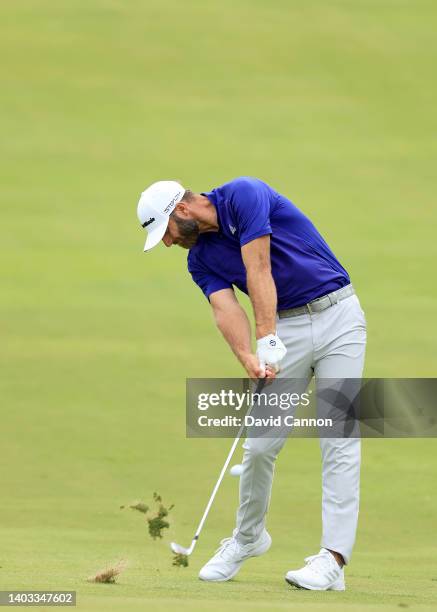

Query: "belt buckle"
<box><xmin>306</xmin><ymin>301</ymin><xmax>313</xmax><ymax>315</ymax></box>
<box><xmin>330</xmin><ymin>291</ymin><xmax>339</xmax><ymax>306</ymax></box>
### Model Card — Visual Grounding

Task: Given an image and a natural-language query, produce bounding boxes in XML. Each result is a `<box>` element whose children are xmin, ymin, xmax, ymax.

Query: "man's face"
<box><xmin>162</xmin><ymin>211</ymin><xmax>200</xmax><ymax>249</ymax></box>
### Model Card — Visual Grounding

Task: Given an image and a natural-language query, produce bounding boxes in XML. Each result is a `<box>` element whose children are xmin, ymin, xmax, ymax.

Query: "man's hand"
<box><xmin>242</xmin><ymin>353</ymin><xmax>277</xmax><ymax>381</ymax></box>
<box><xmin>256</xmin><ymin>333</ymin><xmax>287</xmax><ymax>374</ymax></box>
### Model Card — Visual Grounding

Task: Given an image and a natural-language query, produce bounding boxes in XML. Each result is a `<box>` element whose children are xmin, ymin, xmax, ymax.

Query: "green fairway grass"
<box><xmin>1</xmin><ymin>1</ymin><xmax>436</xmax><ymax>610</ymax></box>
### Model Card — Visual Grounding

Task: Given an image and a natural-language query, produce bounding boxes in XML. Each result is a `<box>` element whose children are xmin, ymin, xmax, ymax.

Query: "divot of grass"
<box><xmin>87</xmin><ymin>560</ymin><xmax>128</xmax><ymax>584</ymax></box>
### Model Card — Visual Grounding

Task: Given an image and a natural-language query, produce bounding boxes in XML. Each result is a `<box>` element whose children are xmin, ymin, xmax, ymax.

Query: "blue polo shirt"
<box><xmin>187</xmin><ymin>177</ymin><xmax>350</xmax><ymax>310</ymax></box>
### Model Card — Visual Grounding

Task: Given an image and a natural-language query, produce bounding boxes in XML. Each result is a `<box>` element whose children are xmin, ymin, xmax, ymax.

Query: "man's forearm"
<box><xmin>213</xmin><ymin>299</ymin><xmax>252</xmax><ymax>365</ymax></box>
<box><xmin>241</xmin><ymin>235</ymin><xmax>278</xmax><ymax>339</ymax></box>
<box><xmin>210</xmin><ymin>288</ymin><xmax>276</xmax><ymax>380</ymax></box>
<box><xmin>246</xmin><ymin>266</ymin><xmax>277</xmax><ymax>339</ymax></box>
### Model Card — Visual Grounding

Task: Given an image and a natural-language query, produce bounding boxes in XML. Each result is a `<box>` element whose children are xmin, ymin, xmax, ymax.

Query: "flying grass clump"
<box><xmin>120</xmin><ymin>501</ymin><xmax>149</xmax><ymax>514</ymax></box>
<box><xmin>172</xmin><ymin>552</ymin><xmax>189</xmax><ymax>568</ymax></box>
<box><xmin>87</xmin><ymin>560</ymin><xmax>128</xmax><ymax>584</ymax></box>
<box><xmin>121</xmin><ymin>493</ymin><xmax>183</xmax><ymax>567</ymax></box>
<box><xmin>147</xmin><ymin>493</ymin><xmax>175</xmax><ymax>540</ymax></box>
<box><xmin>121</xmin><ymin>492</ymin><xmax>174</xmax><ymax>540</ymax></box>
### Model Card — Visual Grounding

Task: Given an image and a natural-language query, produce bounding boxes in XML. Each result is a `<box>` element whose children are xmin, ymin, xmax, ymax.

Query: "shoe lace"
<box><xmin>304</xmin><ymin>551</ymin><xmax>333</xmax><ymax>576</ymax></box>
<box><xmin>215</xmin><ymin>537</ymin><xmax>240</xmax><ymax>561</ymax></box>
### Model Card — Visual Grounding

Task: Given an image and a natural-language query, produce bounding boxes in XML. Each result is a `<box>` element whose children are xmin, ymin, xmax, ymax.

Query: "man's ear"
<box><xmin>174</xmin><ymin>202</ymin><xmax>190</xmax><ymax>218</ymax></box>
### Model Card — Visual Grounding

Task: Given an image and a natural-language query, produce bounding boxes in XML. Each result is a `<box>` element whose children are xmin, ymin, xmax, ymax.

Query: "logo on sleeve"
<box><xmin>229</xmin><ymin>224</ymin><xmax>236</xmax><ymax>235</ymax></box>
<box><xmin>269</xmin><ymin>339</ymin><xmax>276</xmax><ymax>346</ymax></box>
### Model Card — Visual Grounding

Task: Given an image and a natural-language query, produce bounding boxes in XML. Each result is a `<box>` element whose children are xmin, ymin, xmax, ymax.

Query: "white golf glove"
<box><xmin>256</xmin><ymin>333</ymin><xmax>287</xmax><ymax>374</ymax></box>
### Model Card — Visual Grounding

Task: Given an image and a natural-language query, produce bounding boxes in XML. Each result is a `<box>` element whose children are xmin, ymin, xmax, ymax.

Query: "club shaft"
<box><xmin>191</xmin><ymin>379</ymin><xmax>265</xmax><ymax>543</ymax></box>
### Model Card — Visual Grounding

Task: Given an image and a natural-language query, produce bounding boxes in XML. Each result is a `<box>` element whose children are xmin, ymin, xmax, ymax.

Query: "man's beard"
<box><xmin>172</xmin><ymin>213</ymin><xmax>200</xmax><ymax>249</ymax></box>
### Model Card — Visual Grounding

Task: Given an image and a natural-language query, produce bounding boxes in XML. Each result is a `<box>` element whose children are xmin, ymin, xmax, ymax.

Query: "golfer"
<box><xmin>137</xmin><ymin>177</ymin><xmax>366</xmax><ymax>590</ymax></box>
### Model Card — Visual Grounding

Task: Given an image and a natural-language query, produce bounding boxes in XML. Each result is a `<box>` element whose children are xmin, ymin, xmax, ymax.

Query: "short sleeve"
<box><xmin>188</xmin><ymin>254</ymin><xmax>232</xmax><ymax>300</ymax></box>
<box><xmin>230</xmin><ymin>178</ymin><xmax>272</xmax><ymax>246</ymax></box>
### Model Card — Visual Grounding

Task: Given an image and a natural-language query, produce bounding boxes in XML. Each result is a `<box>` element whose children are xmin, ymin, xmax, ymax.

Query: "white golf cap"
<box><xmin>137</xmin><ymin>180</ymin><xmax>185</xmax><ymax>251</ymax></box>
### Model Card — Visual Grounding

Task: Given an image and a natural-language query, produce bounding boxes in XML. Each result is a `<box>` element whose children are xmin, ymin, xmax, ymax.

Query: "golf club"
<box><xmin>171</xmin><ymin>378</ymin><xmax>266</xmax><ymax>557</ymax></box>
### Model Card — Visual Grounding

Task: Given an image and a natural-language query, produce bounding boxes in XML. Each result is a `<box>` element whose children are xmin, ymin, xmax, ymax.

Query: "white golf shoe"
<box><xmin>285</xmin><ymin>548</ymin><xmax>345</xmax><ymax>591</ymax></box>
<box><xmin>199</xmin><ymin>529</ymin><xmax>272</xmax><ymax>582</ymax></box>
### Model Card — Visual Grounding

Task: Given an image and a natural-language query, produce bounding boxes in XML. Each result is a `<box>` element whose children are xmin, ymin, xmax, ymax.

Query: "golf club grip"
<box><xmin>192</xmin><ymin>378</ymin><xmax>267</xmax><ymax>541</ymax></box>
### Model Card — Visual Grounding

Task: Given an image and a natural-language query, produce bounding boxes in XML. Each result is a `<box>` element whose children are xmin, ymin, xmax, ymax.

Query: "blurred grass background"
<box><xmin>1</xmin><ymin>1</ymin><xmax>436</xmax><ymax>610</ymax></box>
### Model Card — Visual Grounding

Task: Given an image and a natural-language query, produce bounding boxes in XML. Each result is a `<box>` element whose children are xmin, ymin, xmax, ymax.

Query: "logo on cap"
<box><xmin>163</xmin><ymin>191</ymin><xmax>184</xmax><ymax>214</ymax></box>
<box><xmin>142</xmin><ymin>217</ymin><xmax>155</xmax><ymax>228</ymax></box>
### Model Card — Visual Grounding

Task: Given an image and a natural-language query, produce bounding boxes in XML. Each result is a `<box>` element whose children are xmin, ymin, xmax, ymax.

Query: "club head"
<box><xmin>170</xmin><ymin>541</ymin><xmax>190</xmax><ymax>555</ymax></box>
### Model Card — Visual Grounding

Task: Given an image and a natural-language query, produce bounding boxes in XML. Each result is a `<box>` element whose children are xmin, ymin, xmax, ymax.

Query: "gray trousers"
<box><xmin>235</xmin><ymin>294</ymin><xmax>367</xmax><ymax>564</ymax></box>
